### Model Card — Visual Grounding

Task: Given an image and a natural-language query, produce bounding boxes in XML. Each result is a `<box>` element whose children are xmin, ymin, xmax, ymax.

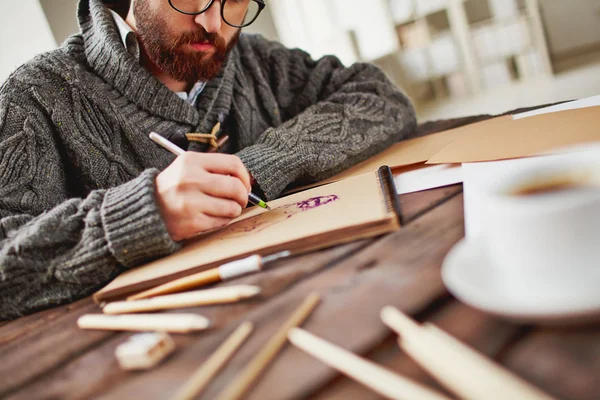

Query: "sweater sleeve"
<box><xmin>235</xmin><ymin>36</ymin><xmax>418</xmax><ymax>200</ymax></box>
<box><xmin>0</xmin><ymin>97</ymin><xmax>180</xmax><ymax>320</ymax></box>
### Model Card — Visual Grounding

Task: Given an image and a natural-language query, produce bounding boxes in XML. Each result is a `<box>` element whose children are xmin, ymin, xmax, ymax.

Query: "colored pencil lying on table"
<box><xmin>171</xmin><ymin>322</ymin><xmax>254</xmax><ymax>400</ymax></box>
<box><xmin>77</xmin><ymin>313</ymin><xmax>210</xmax><ymax>333</ymax></box>
<box><xmin>288</xmin><ymin>328</ymin><xmax>451</xmax><ymax>400</ymax></box>
<box><xmin>215</xmin><ymin>293</ymin><xmax>321</xmax><ymax>400</ymax></box>
<box><xmin>380</xmin><ymin>307</ymin><xmax>555</xmax><ymax>400</ymax></box>
<box><xmin>104</xmin><ymin>285</ymin><xmax>262</xmax><ymax>314</ymax></box>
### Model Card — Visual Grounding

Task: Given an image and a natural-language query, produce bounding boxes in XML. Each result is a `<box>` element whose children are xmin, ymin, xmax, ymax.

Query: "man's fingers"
<box><xmin>186</xmin><ymin>153</ymin><xmax>251</xmax><ymax>192</ymax></box>
<box><xmin>198</xmin><ymin>174</ymin><xmax>249</xmax><ymax>209</ymax></box>
<box><xmin>156</xmin><ymin>152</ymin><xmax>254</xmax><ymax>241</ymax></box>
<box><xmin>194</xmin><ymin>195</ymin><xmax>243</xmax><ymax>219</ymax></box>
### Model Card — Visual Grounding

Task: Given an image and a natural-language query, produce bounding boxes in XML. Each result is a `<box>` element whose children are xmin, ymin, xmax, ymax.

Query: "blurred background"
<box><xmin>2</xmin><ymin>0</ymin><xmax>600</xmax><ymax>122</ymax></box>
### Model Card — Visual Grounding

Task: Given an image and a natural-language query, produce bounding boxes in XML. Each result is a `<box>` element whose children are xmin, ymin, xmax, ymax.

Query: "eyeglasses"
<box><xmin>168</xmin><ymin>0</ymin><xmax>265</xmax><ymax>28</ymax></box>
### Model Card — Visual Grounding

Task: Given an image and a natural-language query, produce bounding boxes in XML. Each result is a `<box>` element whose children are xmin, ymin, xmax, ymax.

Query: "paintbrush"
<box><xmin>128</xmin><ymin>251</ymin><xmax>292</xmax><ymax>301</ymax></box>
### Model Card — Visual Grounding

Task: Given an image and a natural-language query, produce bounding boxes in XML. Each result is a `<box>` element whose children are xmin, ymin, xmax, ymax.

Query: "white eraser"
<box><xmin>115</xmin><ymin>332</ymin><xmax>175</xmax><ymax>371</ymax></box>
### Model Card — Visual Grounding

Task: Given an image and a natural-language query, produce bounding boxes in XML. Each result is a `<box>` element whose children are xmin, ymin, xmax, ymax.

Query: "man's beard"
<box><xmin>133</xmin><ymin>1</ymin><xmax>240</xmax><ymax>83</ymax></box>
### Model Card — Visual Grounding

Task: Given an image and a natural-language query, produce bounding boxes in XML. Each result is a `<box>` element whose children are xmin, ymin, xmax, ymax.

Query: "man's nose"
<box><xmin>194</xmin><ymin>0</ymin><xmax>222</xmax><ymax>33</ymax></box>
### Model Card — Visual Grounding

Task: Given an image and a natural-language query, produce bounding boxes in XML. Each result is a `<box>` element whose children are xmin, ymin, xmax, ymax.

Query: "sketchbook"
<box><xmin>94</xmin><ymin>167</ymin><xmax>402</xmax><ymax>302</ymax></box>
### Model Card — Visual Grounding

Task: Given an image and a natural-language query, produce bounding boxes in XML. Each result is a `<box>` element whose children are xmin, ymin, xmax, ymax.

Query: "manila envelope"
<box><xmin>426</xmin><ymin>106</ymin><xmax>600</xmax><ymax>164</ymax></box>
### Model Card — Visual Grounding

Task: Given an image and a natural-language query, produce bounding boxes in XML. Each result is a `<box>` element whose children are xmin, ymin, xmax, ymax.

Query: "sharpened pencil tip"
<box><xmin>257</xmin><ymin>200</ymin><xmax>272</xmax><ymax>210</ymax></box>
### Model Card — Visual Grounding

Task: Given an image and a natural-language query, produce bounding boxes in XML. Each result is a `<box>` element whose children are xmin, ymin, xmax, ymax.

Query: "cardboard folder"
<box><xmin>427</xmin><ymin>106</ymin><xmax>600</xmax><ymax>164</ymax></box>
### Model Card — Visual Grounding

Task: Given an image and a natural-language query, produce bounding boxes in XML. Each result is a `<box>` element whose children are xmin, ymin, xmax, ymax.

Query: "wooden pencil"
<box><xmin>380</xmin><ymin>306</ymin><xmax>555</xmax><ymax>400</ymax></box>
<box><xmin>171</xmin><ymin>322</ymin><xmax>254</xmax><ymax>400</ymax></box>
<box><xmin>288</xmin><ymin>328</ymin><xmax>451</xmax><ymax>400</ymax></box>
<box><xmin>215</xmin><ymin>293</ymin><xmax>321</xmax><ymax>400</ymax></box>
<box><xmin>77</xmin><ymin>313</ymin><xmax>211</xmax><ymax>333</ymax></box>
<box><xmin>104</xmin><ymin>285</ymin><xmax>261</xmax><ymax>315</ymax></box>
<box><xmin>129</xmin><ymin>268</ymin><xmax>224</xmax><ymax>301</ymax></box>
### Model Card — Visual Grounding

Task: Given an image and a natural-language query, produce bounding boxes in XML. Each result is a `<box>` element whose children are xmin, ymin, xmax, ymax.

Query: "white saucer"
<box><xmin>442</xmin><ymin>238</ymin><xmax>600</xmax><ymax>323</ymax></box>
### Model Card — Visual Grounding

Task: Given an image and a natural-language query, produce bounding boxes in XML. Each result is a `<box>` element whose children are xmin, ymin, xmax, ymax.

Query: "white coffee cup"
<box><xmin>481</xmin><ymin>152</ymin><xmax>600</xmax><ymax>298</ymax></box>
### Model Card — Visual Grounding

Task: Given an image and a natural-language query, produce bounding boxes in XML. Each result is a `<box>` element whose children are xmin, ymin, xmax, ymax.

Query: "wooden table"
<box><xmin>2</xmin><ymin>112</ymin><xmax>599</xmax><ymax>400</ymax></box>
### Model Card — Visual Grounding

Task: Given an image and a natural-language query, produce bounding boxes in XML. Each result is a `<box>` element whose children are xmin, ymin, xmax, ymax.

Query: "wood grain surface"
<box><xmin>4</xmin><ymin>110</ymin><xmax>594</xmax><ymax>400</ymax></box>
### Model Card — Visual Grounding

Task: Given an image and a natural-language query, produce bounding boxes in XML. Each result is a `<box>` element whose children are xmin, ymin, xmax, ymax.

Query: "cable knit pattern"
<box><xmin>234</xmin><ymin>39</ymin><xmax>417</xmax><ymax>198</ymax></box>
<box><xmin>0</xmin><ymin>0</ymin><xmax>416</xmax><ymax>319</ymax></box>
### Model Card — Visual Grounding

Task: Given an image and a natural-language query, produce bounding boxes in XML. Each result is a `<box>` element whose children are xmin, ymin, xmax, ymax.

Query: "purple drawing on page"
<box><xmin>295</xmin><ymin>195</ymin><xmax>340</xmax><ymax>211</ymax></box>
<box><xmin>214</xmin><ymin>195</ymin><xmax>340</xmax><ymax>239</ymax></box>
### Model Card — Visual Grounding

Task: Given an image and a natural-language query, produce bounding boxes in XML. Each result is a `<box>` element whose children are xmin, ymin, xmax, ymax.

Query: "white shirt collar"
<box><xmin>109</xmin><ymin>10</ymin><xmax>140</xmax><ymax>60</ymax></box>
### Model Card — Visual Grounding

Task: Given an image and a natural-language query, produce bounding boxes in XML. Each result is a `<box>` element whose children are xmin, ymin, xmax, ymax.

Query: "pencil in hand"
<box><xmin>248</xmin><ymin>192</ymin><xmax>271</xmax><ymax>210</ymax></box>
<box><xmin>149</xmin><ymin>132</ymin><xmax>271</xmax><ymax>210</ymax></box>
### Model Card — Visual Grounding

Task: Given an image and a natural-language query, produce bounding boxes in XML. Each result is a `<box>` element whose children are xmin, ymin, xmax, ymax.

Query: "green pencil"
<box><xmin>248</xmin><ymin>192</ymin><xmax>271</xmax><ymax>210</ymax></box>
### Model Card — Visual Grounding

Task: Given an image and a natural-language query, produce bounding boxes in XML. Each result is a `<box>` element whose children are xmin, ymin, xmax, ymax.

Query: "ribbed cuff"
<box><xmin>100</xmin><ymin>169</ymin><xmax>181</xmax><ymax>268</ymax></box>
<box><xmin>237</xmin><ymin>143</ymin><xmax>309</xmax><ymax>200</ymax></box>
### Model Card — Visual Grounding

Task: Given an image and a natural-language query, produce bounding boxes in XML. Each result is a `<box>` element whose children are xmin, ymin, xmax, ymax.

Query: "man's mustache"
<box><xmin>173</xmin><ymin>27</ymin><xmax>226</xmax><ymax>50</ymax></box>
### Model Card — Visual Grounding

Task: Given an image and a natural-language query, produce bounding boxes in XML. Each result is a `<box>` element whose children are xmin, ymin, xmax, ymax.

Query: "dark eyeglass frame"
<box><xmin>168</xmin><ymin>0</ymin><xmax>266</xmax><ymax>28</ymax></box>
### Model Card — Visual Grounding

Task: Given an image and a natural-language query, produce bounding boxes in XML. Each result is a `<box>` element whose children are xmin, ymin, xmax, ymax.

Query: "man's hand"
<box><xmin>155</xmin><ymin>152</ymin><xmax>252</xmax><ymax>241</ymax></box>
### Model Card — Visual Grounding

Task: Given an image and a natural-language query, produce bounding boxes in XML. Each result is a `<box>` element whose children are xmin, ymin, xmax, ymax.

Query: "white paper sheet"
<box><xmin>512</xmin><ymin>95</ymin><xmax>600</xmax><ymax>120</ymax></box>
<box><xmin>394</xmin><ymin>164</ymin><xmax>463</xmax><ymax>195</ymax></box>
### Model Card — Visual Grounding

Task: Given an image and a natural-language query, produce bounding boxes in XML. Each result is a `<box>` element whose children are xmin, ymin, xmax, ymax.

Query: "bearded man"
<box><xmin>0</xmin><ymin>0</ymin><xmax>417</xmax><ymax>319</ymax></box>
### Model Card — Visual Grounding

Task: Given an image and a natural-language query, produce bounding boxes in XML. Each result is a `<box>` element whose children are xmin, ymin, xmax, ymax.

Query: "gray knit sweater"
<box><xmin>0</xmin><ymin>0</ymin><xmax>416</xmax><ymax>319</ymax></box>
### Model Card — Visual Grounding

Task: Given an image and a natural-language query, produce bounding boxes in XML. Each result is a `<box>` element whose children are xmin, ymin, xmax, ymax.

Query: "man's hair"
<box><xmin>102</xmin><ymin>0</ymin><xmax>131</xmax><ymax>17</ymax></box>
